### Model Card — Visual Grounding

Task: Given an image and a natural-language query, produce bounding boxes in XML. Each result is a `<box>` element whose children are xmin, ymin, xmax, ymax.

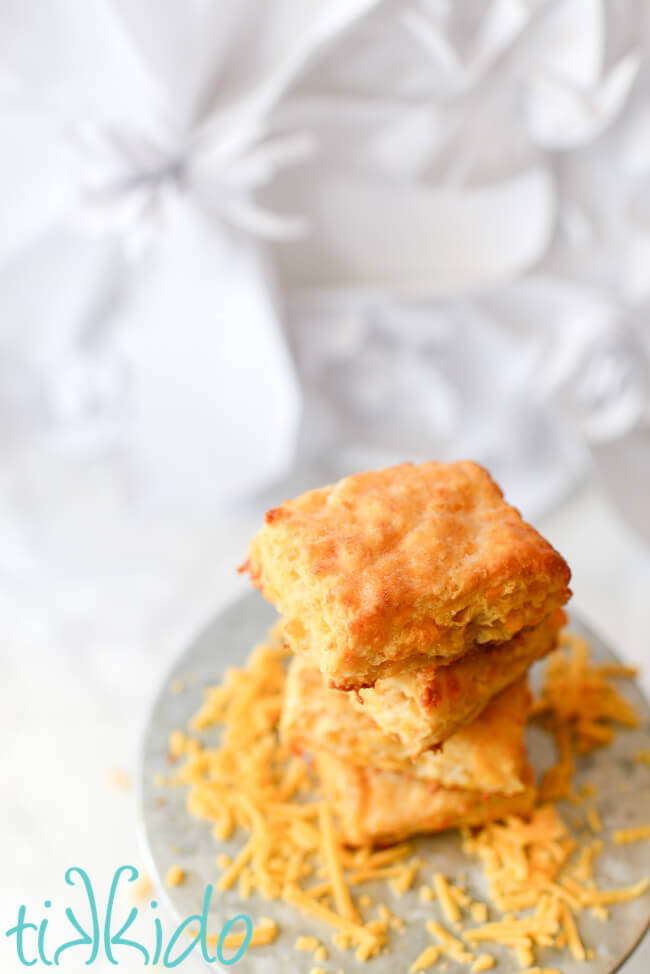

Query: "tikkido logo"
<box><xmin>6</xmin><ymin>866</ymin><xmax>253</xmax><ymax>967</ymax></box>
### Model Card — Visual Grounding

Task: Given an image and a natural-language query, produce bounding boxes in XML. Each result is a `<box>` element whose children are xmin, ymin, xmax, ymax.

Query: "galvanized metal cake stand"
<box><xmin>138</xmin><ymin>594</ymin><xmax>650</xmax><ymax>973</ymax></box>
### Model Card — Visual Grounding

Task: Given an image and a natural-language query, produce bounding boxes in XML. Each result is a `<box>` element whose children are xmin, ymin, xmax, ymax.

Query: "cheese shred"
<box><xmin>613</xmin><ymin>824</ymin><xmax>650</xmax><ymax>845</ymax></box>
<box><xmin>319</xmin><ymin>803</ymin><xmax>359</xmax><ymax>923</ymax></box>
<box><xmin>433</xmin><ymin>873</ymin><xmax>461</xmax><ymax>924</ymax></box>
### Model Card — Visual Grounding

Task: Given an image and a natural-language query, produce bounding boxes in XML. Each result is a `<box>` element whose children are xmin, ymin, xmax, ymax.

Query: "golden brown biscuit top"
<box><xmin>247</xmin><ymin>461</ymin><xmax>571</xmax><ymax>686</ymax></box>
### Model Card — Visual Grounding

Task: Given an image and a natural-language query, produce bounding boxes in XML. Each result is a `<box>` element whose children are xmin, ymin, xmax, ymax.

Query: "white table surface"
<box><xmin>1</xmin><ymin>450</ymin><xmax>648</xmax><ymax>972</ymax></box>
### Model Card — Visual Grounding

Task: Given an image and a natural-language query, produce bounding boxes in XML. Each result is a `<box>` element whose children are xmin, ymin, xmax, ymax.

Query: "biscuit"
<box><xmin>312</xmin><ymin>751</ymin><xmax>536</xmax><ymax>846</ymax></box>
<box><xmin>247</xmin><ymin>461</ymin><xmax>571</xmax><ymax>689</ymax></box>
<box><xmin>358</xmin><ymin>610</ymin><xmax>563</xmax><ymax>754</ymax></box>
<box><xmin>282</xmin><ymin>657</ymin><xmax>530</xmax><ymax>795</ymax></box>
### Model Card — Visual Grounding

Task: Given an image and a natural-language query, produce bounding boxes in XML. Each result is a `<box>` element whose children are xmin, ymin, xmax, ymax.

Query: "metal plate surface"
<box><xmin>139</xmin><ymin>593</ymin><xmax>650</xmax><ymax>973</ymax></box>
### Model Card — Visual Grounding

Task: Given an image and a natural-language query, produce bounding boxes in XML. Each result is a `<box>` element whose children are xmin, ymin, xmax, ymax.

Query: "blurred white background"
<box><xmin>1</xmin><ymin>0</ymin><xmax>650</xmax><ymax>970</ymax></box>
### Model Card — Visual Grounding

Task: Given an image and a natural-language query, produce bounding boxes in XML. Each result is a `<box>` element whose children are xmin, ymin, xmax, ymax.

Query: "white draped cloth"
<box><xmin>0</xmin><ymin>0</ymin><xmax>649</xmax><ymax>512</ymax></box>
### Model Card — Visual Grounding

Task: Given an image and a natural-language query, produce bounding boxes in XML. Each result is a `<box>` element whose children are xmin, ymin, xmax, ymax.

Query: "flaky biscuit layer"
<box><xmin>283</xmin><ymin>657</ymin><xmax>530</xmax><ymax>795</ymax></box>
<box><xmin>358</xmin><ymin>610</ymin><xmax>563</xmax><ymax>754</ymax></box>
<box><xmin>312</xmin><ymin>751</ymin><xmax>536</xmax><ymax>846</ymax></box>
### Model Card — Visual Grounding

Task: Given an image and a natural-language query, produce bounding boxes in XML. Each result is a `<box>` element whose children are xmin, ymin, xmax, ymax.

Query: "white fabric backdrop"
<box><xmin>0</xmin><ymin>0</ymin><xmax>649</xmax><ymax>514</ymax></box>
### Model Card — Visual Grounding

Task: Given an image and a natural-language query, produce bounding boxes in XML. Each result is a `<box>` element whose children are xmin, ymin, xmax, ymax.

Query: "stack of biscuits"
<box><xmin>246</xmin><ymin>461</ymin><xmax>571</xmax><ymax>846</ymax></box>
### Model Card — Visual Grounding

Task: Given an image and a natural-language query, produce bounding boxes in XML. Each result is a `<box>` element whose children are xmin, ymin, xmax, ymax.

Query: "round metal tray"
<box><xmin>138</xmin><ymin>594</ymin><xmax>650</xmax><ymax>973</ymax></box>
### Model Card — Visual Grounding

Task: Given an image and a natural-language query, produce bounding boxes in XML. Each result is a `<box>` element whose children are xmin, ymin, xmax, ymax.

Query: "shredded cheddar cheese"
<box><xmin>295</xmin><ymin>935</ymin><xmax>320</xmax><ymax>952</ymax></box>
<box><xmin>205</xmin><ymin>917</ymin><xmax>277</xmax><ymax>949</ymax></box>
<box><xmin>163</xmin><ymin>628</ymin><xmax>647</xmax><ymax>969</ymax></box>
<box><xmin>164</xmin><ymin>635</ymin><xmax>420</xmax><ymax>962</ymax></box>
<box><xmin>532</xmin><ymin>632</ymin><xmax>639</xmax><ymax>753</ymax></box>
<box><xmin>425</xmin><ymin>921</ymin><xmax>474</xmax><ymax>963</ymax></box>
<box><xmin>586</xmin><ymin>808</ymin><xmax>602</xmax><ymax>833</ymax></box>
<box><xmin>472</xmin><ymin>954</ymin><xmax>495</xmax><ymax>972</ymax></box>
<box><xmin>318</xmin><ymin>803</ymin><xmax>359</xmax><ymax>922</ymax></box>
<box><xmin>130</xmin><ymin>872</ymin><xmax>153</xmax><ymax>905</ymax></box>
<box><xmin>409</xmin><ymin>945</ymin><xmax>442</xmax><ymax>972</ymax></box>
<box><xmin>294</xmin><ymin>935</ymin><xmax>328</xmax><ymax>963</ymax></box>
<box><xmin>390</xmin><ymin>858</ymin><xmax>420</xmax><ymax>895</ymax></box>
<box><xmin>613</xmin><ymin>824</ymin><xmax>650</xmax><ymax>844</ymax></box>
<box><xmin>462</xmin><ymin>801</ymin><xmax>648</xmax><ymax>968</ymax></box>
<box><xmin>284</xmin><ymin>884</ymin><xmax>378</xmax><ymax>954</ymax></box>
<box><xmin>433</xmin><ymin>873</ymin><xmax>461</xmax><ymax>924</ymax></box>
<box><xmin>470</xmin><ymin>902</ymin><xmax>488</xmax><ymax>924</ymax></box>
<box><xmin>164</xmin><ymin>865</ymin><xmax>185</xmax><ymax>888</ymax></box>
<box><xmin>559</xmin><ymin>902</ymin><xmax>585</xmax><ymax>960</ymax></box>
<box><xmin>571</xmin><ymin>840</ymin><xmax>603</xmax><ymax>882</ymax></box>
